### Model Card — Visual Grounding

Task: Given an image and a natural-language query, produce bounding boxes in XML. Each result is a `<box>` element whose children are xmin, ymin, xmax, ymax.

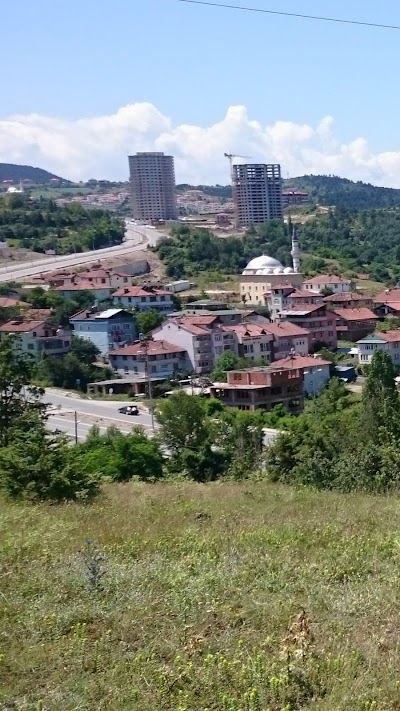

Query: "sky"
<box><xmin>2</xmin><ymin>0</ymin><xmax>400</xmax><ymax>185</ymax></box>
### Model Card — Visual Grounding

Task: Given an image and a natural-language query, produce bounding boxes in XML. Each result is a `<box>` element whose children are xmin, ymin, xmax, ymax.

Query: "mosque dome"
<box><xmin>283</xmin><ymin>266</ymin><xmax>294</xmax><ymax>274</ymax></box>
<box><xmin>242</xmin><ymin>254</ymin><xmax>284</xmax><ymax>275</ymax></box>
<box><xmin>273</xmin><ymin>267</ymin><xmax>284</xmax><ymax>275</ymax></box>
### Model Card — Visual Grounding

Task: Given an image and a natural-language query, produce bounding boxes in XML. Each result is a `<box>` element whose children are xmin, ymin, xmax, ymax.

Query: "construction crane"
<box><xmin>224</xmin><ymin>153</ymin><xmax>251</xmax><ymax>229</ymax></box>
<box><xmin>224</xmin><ymin>152</ymin><xmax>251</xmax><ymax>181</ymax></box>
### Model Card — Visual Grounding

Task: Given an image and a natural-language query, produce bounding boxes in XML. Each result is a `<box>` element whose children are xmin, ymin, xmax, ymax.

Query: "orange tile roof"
<box><xmin>112</xmin><ymin>286</ymin><xmax>170</xmax><ymax>297</ymax></box>
<box><xmin>0</xmin><ymin>297</ymin><xmax>27</xmax><ymax>308</ymax></box>
<box><xmin>374</xmin><ymin>289</ymin><xmax>400</xmax><ymax>304</ymax></box>
<box><xmin>0</xmin><ymin>319</ymin><xmax>46</xmax><ymax>333</ymax></box>
<box><xmin>109</xmin><ymin>339</ymin><xmax>186</xmax><ymax>356</ymax></box>
<box><xmin>323</xmin><ymin>291</ymin><xmax>366</xmax><ymax>302</ymax></box>
<box><xmin>271</xmin><ymin>355</ymin><xmax>332</xmax><ymax>369</ymax></box>
<box><xmin>331</xmin><ymin>307</ymin><xmax>378</xmax><ymax>322</ymax></box>
<box><xmin>303</xmin><ymin>274</ymin><xmax>351</xmax><ymax>285</ymax></box>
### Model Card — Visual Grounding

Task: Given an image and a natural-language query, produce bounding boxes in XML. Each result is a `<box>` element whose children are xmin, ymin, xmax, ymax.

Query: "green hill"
<box><xmin>286</xmin><ymin>174</ymin><xmax>400</xmax><ymax>209</ymax></box>
<box><xmin>0</xmin><ymin>163</ymin><xmax>70</xmax><ymax>185</ymax></box>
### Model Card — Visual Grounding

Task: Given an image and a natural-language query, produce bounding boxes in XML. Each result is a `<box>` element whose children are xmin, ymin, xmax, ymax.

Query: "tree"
<box><xmin>136</xmin><ymin>309</ymin><xmax>164</xmax><ymax>335</ymax></box>
<box><xmin>157</xmin><ymin>392</ymin><xmax>208</xmax><ymax>456</ymax></box>
<box><xmin>0</xmin><ymin>336</ymin><xmax>45</xmax><ymax>446</ymax></box>
<box><xmin>361</xmin><ymin>349</ymin><xmax>400</xmax><ymax>444</ymax></box>
<box><xmin>70</xmin><ymin>335</ymin><xmax>100</xmax><ymax>365</ymax></box>
<box><xmin>0</xmin><ymin>417</ymin><xmax>99</xmax><ymax>501</ymax></box>
<box><xmin>79</xmin><ymin>426</ymin><xmax>164</xmax><ymax>481</ymax></box>
<box><xmin>211</xmin><ymin>351</ymin><xmax>241</xmax><ymax>382</ymax></box>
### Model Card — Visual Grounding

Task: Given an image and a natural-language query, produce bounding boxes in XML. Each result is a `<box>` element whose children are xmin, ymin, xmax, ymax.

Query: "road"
<box><xmin>0</xmin><ymin>223</ymin><xmax>164</xmax><ymax>283</ymax></box>
<box><xmin>43</xmin><ymin>389</ymin><xmax>156</xmax><ymax>440</ymax></box>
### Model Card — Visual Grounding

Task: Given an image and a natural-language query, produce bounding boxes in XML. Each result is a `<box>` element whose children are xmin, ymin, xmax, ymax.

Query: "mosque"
<box><xmin>239</xmin><ymin>227</ymin><xmax>303</xmax><ymax>305</ymax></box>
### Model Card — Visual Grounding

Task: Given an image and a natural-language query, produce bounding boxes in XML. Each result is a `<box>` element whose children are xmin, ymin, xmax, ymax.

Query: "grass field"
<box><xmin>2</xmin><ymin>482</ymin><xmax>400</xmax><ymax>710</ymax></box>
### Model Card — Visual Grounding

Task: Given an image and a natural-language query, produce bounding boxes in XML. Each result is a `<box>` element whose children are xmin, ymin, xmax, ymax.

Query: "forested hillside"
<box><xmin>286</xmin><ymin>174</ymin><xmax>400</xmax><ymax>209</ymax></box>
<box><xmin>0</xmin><ymin>163</ymin><xmax>69</xmax><ymax>184</ymax></box>
<box><xmin>156</xmin><ymin>207</ymin><xmax>400</xmax><ymax>284</ymax></box>
<box><xmin>0</xmin><ymin>193</ymin><xmax>124</xmax><ymax>254</ymax></box>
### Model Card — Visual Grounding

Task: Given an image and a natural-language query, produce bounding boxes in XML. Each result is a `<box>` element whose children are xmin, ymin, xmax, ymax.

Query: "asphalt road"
<box><xmin>0</xmin><ymin>223</ymin><xmax>163</xmax><ymax>283</ymax></box>
<box><xmin>44</xmin><ymin>389</ymin><xmax>156</xmax><ymax>439</ymax></box>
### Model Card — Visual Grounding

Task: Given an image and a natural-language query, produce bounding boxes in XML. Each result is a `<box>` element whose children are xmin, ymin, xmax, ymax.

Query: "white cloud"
<box><xmin>1</xmin><ymin>102</ymin><xmax>400</xmax><ymax>187</ymax></box>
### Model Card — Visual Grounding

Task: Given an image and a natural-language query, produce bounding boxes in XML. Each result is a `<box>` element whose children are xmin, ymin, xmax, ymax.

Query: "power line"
<box><xmin>177</xmin><ymin>0</ymin><xmax>400</xmax><ymax>31</ymax></box>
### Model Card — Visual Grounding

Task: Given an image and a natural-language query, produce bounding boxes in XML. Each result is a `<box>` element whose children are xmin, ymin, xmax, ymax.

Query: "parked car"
<box><xmin>118</xmin><ymin>405</ymin><xmax>139</xmax><ymax>416</ymax></box>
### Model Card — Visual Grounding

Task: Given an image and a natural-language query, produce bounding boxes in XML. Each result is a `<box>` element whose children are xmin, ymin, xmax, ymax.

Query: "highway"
<box><xmin>43</xmin><ymin>389</ymin><xmax>156</xmax><ymax>440</ymax></box>
<box><xmin>0</xmin><ymin>223</ymin><xmax>164</xmax><ymax>283</ymax></box>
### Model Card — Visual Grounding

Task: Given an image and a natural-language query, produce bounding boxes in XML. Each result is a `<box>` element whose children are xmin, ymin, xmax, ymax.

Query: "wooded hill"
<box><xmin>0</xmin><ymin>163</ymin><xmax>69</xmax><ymax>184</ymax></box>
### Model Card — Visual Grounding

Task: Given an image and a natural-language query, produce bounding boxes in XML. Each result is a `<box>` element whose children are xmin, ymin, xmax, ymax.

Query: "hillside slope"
<box><xmin>0</xmin><ymin>163</ymin><xmax>69</xmax><ymax>184</ymax></box>
<box><xmin>286</xmin><ymin>174</ymin><xmax>400</xmax><ymax>209</ymax></box>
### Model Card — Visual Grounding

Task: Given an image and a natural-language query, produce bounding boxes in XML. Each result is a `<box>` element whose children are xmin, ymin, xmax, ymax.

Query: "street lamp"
<box><xmin>138</xmin><ymin>332</ymin><xmax>155</xmax><ymax>432</ymax></box>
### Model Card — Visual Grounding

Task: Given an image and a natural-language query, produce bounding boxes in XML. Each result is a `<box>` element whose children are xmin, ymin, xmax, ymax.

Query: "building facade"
<box><xmin>128</xmin><ymin>152</ymin><xmax>177</xmax><ymax>221</ymax></box>
<box><xmin>109</xmin><ymin>339</ymin><xmax>190</xmax><ymax>379</ymax></box>
<box><xmin>0</xmin><ymin>319</ymin><xmax>71</xmax><ymax>359</ymax></box>
<box><xmin>112</xmin><ymin>286</ymin><xmax>174</xmax><ymax>312</ymax></box>
<box><xmin>357</xmin><ymin>330</ymin><xmax>400</xmax><ymax>365</ymax></box>
<box><xmin>232</xmin><ymin>163</ymin><xmax>283</xmax><ymax>227</ymax></box>
<box><xmin>69</xmin><ymin>308</ymin><xmax>137</xmax><ymax>357</ymax></box>
<box><xmin>303</xmin><ymin>275</ymin><xmax>353</xmax><ymax>294</ymax></box>
<box><xmin>270</xmin><ymin>355</ymin><xmax>331</xmax><ymax>396</ymax></box>
<box><xmin>330</xmin><ymin>307</ymin><xmax>378</xmax><ymax>342</ymax></box>
<box><xmin>210</xmin><ymin>365</ymin><xmax>304</xmax><ymax>413</ymax></box>
<box><xmin>279</xmin><ymin>304</ymin><xmax>337</xmax><ymax>349</ymax></box>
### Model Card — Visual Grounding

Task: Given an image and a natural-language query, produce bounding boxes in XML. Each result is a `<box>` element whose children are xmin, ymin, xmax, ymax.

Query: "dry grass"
<box><xmin>2</xmin><ymin>482</ymin><xmax>400</xmax><ymax>710</ymax></box>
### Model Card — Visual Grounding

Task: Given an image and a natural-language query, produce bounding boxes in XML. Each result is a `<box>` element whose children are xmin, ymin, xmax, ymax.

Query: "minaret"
<box><xmin>291</xmin><ymin>225</ymin><xmax>300</xmax><ymax>273</ymax></box>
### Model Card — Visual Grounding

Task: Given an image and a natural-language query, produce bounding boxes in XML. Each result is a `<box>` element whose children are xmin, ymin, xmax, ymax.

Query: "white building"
<box><xmin>112</xmin><ymin>286</ymin><xmax>174</xmax><ymax>312</ymax></box>
<box><xmin>357</xmin><ymin>330</ymin><xmax>400</xmax><ymax>366</ymax></box>
<box><xmin>0</xmin><ymin>319</ymin><xmax>71</xmax><ymax>359</ymax></box>
<box><xmin>109</xmin><ymin>339</ymin><xmax>190</xmax><ymax>378</ymax></box>
<box><xmin>303</xmin><ymin>275</ymin><xmax>353</xmax><ymax>294</ymax></box>
<box><xmin>270</xmin><ymin>355</ymin><xmax>331</xmax><ymax>396</ymax></box>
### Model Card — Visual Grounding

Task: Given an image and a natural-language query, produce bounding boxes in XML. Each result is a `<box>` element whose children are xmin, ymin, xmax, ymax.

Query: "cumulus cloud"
<box><xmin>1</xmin><ymin>102</ymin><xmax>400</xmax><ymax>186</ymax></box>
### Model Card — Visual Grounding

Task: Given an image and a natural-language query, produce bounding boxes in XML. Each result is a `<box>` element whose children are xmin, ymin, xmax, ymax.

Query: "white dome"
<box><xmin>242</xmin><ymin>254</ymin><xmax>283</xmax><ymax>274</ymax></box>
<box><xmin>273</xmin><ymin>267</ymin><xmax>284</xmax><ymax>275</ymax></box>
<box><xmin>283</xmin><ymin>267</ymin><xmax>294</xmax><ymax>274</ymax></box>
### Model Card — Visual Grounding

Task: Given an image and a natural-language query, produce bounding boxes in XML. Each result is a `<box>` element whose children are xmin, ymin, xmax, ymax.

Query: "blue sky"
<box><xmin>2</xmin><ymin>0</ymin><xmax>400</xmax><ymax>183</ymax></box>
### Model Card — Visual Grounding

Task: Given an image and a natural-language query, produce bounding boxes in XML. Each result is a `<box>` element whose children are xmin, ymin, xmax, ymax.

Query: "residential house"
<box><xmin>373</xmin><ymin>289</ymin><xmax>400</xmax><ymax>318</ymax></box>
<box><xmin>109</xmin><ymin>339</ymin><xmax>190</xmax><ymax>386</ymax></box>
<box><xmin>323</xmin><ymin>291</ymin><xmax>373</xmax><ymax>310</ymax></box>
<box><xmin>0</xmin><ymin>318</ymin><xmax>71</xmax><ymax>359</ymax></box>
<box><xmin>210</xmin><ymin>365</ymin><xmax>304</xmax><ymax>413</ymax></box>
<box><xmin>262</xmin><ymin>321</ymin><xmax>310</xmax><ymax>359</ymax></box>
<box><xmin>357</xmin><ymin>329</ymin><xmax>400</xmax><ymax>366</ymax></box>
<box><xmin>330</xmin><ymin>307</ymin><xmax>378</xmax><ymax>342</ymax></box>
<box><xmin>112</xmin><ymin>285</ymin><xmax>174</xmax><ymax>312</ymax></box>
<box><xmin>222</xmin><ymin>324</ymin><xmax>274</xmax><ymax>362</ymax></box>
<box><xmin>267</xmin><ymin>285</ymin><xmax>321</xmax><ymax>320</ymax></box>
<box><xmin>279</xmin><ymin>303</ymin><xmax>337</xmax><ymax>349</ymax></box>
<box><xmin>69</xmin><ymin>308</ymin><xmax>137</xmax><ymax>357</ymax></box>
<box><xmin>152</xmin><ymin>316</ymin><xmax>225</xmax><ymax>373</ymax></box>
<box><xmin>0</xmin><ymin>297</ymin><xmax>29</xmax><ymax>309</ymax></box>
<box><xmin>303</xmin><ymin>274</ymin><xmax>353</xmax><ymax>294</ymax></box>
<box><xmin>46</xmin><ymin>262</ymin><xmax>149</xmax><ymax>289</ymax></box>
<box><xmin>269</xmin><ymin>355</ymin><xmax>332</xmax><ymax>396</ymax></box>
<box><xmin>54</xmin><ymin>282</ymin><xmax>113</xmax><ymax>302</ymax></box>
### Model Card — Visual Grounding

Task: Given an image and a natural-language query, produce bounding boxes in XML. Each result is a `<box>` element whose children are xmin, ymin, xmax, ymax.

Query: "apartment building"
<box><xmin>232</xmin><ymin>163</ymin><xmax>283</xmax><ymax>227</ymax></box>
<box><xmin>0</xmin><ymin>319</ymin><xmax>71</xmax><ymax>359</ymax></box>
<box><xmin>210</xmin><ymin>365</ymin><xmax>304</xmax><ymax>413</ymax></box>
<box><xmin>128</xmin><ymin>152</ymin><xmax>177</xmax><ymax>221</ymax></box>
<box><xmin>357</xmin><ymin>330</ymin><xmax>400</xmax><ymax>365</ymax></box>
<box><xmin>267</xmin><ymin>285</ymin><xmax>322</xmax><ymax>320</ymax></box>
<box><xmin>279</xmin><ymin>303</ymin><xmax>337</xmax><ymax>349</ymax></box>
<box><xmin>323</xmin><ymin>291</ymin><xmax>373</xmax><ymax>310</ymax></box>
<box><xmin>270</xmin><ymin>355</ymin><xmax>331</xmax><ymax>396</ymax></box>
<box><xmin>109</xmin><ymin>339</ymin><xmax>189</xmax><ymax>379</ymax></box>
<box><xmin>112</xmin><ymin>286</ymin><xmax>174</xmax><ymax>312</ymax></box>
<box><xmin>69</xmin><ymin>308</ymin><xmax>137</xmax><ymax>357</ymax></box>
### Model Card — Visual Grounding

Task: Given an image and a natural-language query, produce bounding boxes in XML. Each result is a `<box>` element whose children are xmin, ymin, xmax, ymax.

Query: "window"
<box><xmin>122</xmin><ymin>355</ymin><xmax>127</xmax><ymax>361</ymax></box>
<box><xmin>151</xmin><ymin>366</ymin><xmax>157</xmax><ymax>373</ymax></box>
<box><xmin>33</xmin><ymin>332</ymin><xmax>37</xmax><ymax>337</ymax></box>
<box><xmin>133</xmin><ymin>366</ymin><xmax>138</xmax><ymax>373</ymax></box>
<box><xmin>27</xmin><ymin>343</ymin><xmax>35</xmax><ymax>350</ymax></box>
<box><xmin>160</xmin><ymin>296</ymin><xmax>165</xmax><ymax>302</ymax></box>
<box><xmin>214</xmin><ymin>335</ymin><xmax>222</xmax><ymax>342</ymax></box>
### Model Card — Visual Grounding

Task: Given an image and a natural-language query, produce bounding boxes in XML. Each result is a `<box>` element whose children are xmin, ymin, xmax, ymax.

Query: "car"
<box><xmin>118</xmin><ymin>405</ymin><xmax>139</xmax><ymax>416</ymax></box>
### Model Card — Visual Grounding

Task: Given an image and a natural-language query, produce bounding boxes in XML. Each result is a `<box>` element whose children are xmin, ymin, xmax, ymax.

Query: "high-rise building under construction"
<box><xmin>232</xmin><ymin>163</ymin><xmax>283</xmax><ymax>227</ymax></box>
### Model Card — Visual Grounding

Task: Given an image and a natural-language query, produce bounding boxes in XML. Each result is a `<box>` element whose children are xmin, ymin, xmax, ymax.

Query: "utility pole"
<box><xmin>139</xmin><ymin>333</ymin><xmax>155</xmax><ymax>432</ymax></box>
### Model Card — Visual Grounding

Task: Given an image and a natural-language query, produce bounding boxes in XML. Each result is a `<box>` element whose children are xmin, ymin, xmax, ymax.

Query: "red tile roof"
<box><xmin>287</xmin><ymin>289</ymin><xmax>322</xmax><ymax>299</ymax></box>
<box><xmin>54</xmin><ymin>281</ymin><xmax>111</xmax><ymax>291</ymax></box>
<box><xmin>303</xmin><ymin>274</ymin><xmax>351</xmax><ymax>285</ymax></box>
<box><xmin>261</xmin><ymin>321</ymin><xmax>310</xmax><ymax>338</ymax></box>
<box><xmin>0</xmin><ymin>297</ymin><xmax>27</xmax><ymax>308</ymax></box>
<box><xmin>323</xmin><ymin>291</ymin><xmax>367</xmax><ymax>302</ymax></box>
<box><xmin>0</xmin><ymin>319</ymin><xmax>46</xmax><ymax>333</ymax></box>
<box><xmin>331</xmin><ymin>307</ymin><xmax>378</xmax><ymax>322</ymax></box>
<box><xmin>379</xmin><ymin>329</ymin><xmax>400</xmax><ymax>343</ymax></box>
<box><xmin>282</xmin><ymin>304</ymin><xmax>326</xmax><ymax>314</ymax></box>
<box><xmin>112</xmin><ymin>286</ymin><xmax>170</xmax><ymax>297</ymax></box>
<box><xmin>109</xmin><ymin>339</ymin><xmax>186</xmax><ymax>356</ymax></box>
<box><xmin>223</xmin><ymin>324</ymin><xmax>273</xmax><ymax>339</ymax></box>
<box><xmin>271</xmin><ymin>355</ymin><xmax>332</xmax><ymax>369</ymax></box>
<box><xmin>374</xmin><ymin>289</ymin><xmax>400</xmax><ymax>304</ymax></box>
